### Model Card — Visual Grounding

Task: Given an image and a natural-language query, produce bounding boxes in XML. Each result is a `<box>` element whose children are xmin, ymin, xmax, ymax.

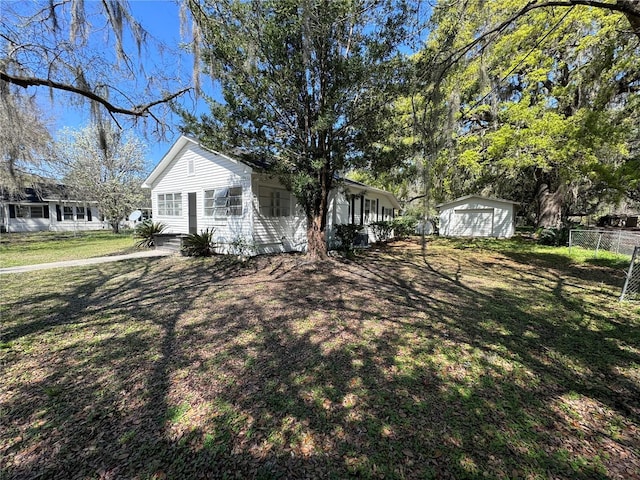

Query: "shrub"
<box><xmin>392</xmin><ymin>217</ymin><xmax>418</xmax><ymax>239</ymax></box>
<box><xmin>229</xmin><ymin>236</ymin><xmax>256</xmax><ymax>257</ymax></box>
<box><xmin>536</xmin><ymin>226</ymin><xmax>570</xmax><ymax>246</ymax></box>
<box><xmin>334</xmin><ymin>224</ymin><xmax>363</xmax><ymax>255</ymax></box>
<box><xmin>134</xmin><ymin>220</ymin><xmax>167</xmax><ymax>248</ymax></box>
<box><xmin>370</xmin><ymin>220</ymin><xmax>394</xmax><ymax>243</ymax></box>
<box><xmin>181</xmin><ymin>228</ymin><xmax>216</xmax><ymax>257</ymax></box>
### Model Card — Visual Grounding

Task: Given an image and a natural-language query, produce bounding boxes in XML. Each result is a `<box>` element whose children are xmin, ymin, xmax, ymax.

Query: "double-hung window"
<box><xmin>30</xmin><ymin>206</ymin><xmax>44</xmax><ymax>218</ymax></box>
<box><xmin>15</xmin><ymin>205</ymin><xmax>27</xmax><ymax>218</ymax></box>
<box><xmin>76</xmin><ymin>206</ymin><xmax>85</xmax><ymax>220</ymax></box>
<box><xmin>259</xmin><ymin>187</ymin><xmax>291</xmax><ymax>217</ymax></box>
<box><xmin>63</xmin><ymin>206</ymin><xmax>74</xmax><ymax>220</ymax></box>
<box><xmin>158</xmin><ymin>193</ymin><xmax>182</xmax><ymax>216</ymax></box>
<box><xmin>12</xmin><ymin>205</ymin><xmax>47</xmax><ymax>218</ymax></box>
<box><xmin>205</xmin><ymin>187</ymin><xmax>243</xmax><ymax>218</ymax></box>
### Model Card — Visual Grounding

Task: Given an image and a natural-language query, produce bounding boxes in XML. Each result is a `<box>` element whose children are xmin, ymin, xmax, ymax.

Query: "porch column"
<box><xmin>351</xmin><ymin>195</ymin><xmax>355</xmax><ymax>225</ymax></box>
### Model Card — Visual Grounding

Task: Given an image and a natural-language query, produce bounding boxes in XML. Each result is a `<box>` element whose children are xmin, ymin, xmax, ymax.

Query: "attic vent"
<box><xmin>187</xmin><ymin>158</ymin><xmax>195</xmax><ymax>176</ymax></box>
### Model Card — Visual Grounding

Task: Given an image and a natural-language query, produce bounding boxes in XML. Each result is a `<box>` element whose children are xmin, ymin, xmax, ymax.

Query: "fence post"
<box><xmin>616</xmin><ymin>230</ymin><xmax>622</xmax><ymax>255</ymax></box>
<box><xmin>620</xmin><ymin>246</ymin><xmax>639</xmax><ymax>302</ymax></box>
<box><xmin>569</xmin><ymin>229</ymin><xmax>573</xmax><ymax>254</ymax></box>
<box><xmin>595</xmin><ymin>233</ymin><xmax>602</xmax><ymax>258</ymax></box>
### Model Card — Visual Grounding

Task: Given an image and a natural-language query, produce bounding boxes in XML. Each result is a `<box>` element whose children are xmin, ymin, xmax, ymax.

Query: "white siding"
<box><xmin>252</xmin><ymin>175</ymin><xmax>306</xmax><ymax>253</ymax></box>
<box><xmin>150</xmin><ymin>143</ymin><xmax>253</xmax><ymax>249</ymax></box>
<box><xmin>439</xmin><ymin>197</ymin><xmax>515</xmax><ymax>238</ymax></box>
<box><xmin>326</xmin><ymin>188</ymin><xmax>397</xmax><ymax>246</ymax></box>
<box><xmin>145</xmin><ymin>137</ymin><xmax>401</xmax><ymax>254</ymax></box>
<box><xmin>4</xmin><ymin>202</ymin><xmax>103</xmax><ymax>232</ymax></box>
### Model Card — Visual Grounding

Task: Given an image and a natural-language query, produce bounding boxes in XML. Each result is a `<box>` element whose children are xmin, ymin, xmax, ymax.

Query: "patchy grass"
<box><xmin>0</xmin><ymin>230</ymin><xmax>139</xmax><ymax>268</ymax></box>
<box><xmin>1</xmin><ymin>237</ymin><xmax>638</xmax><ymax>479</ymax></box>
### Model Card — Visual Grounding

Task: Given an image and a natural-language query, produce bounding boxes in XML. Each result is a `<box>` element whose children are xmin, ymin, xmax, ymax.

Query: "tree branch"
<box><xmin>439</xmin><ymin>0</ymin><xmax>640</xmax><ymax>80</ymax></box>
<box><xmin>0</xmin><ymin>70</ymin><xmax>191</xmax><ymax>117</ymax></box>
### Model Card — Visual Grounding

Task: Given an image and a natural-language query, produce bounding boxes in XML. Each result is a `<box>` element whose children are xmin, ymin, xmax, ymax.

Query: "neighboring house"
<box><xmin>141</xmin><ymin>135</ymin><xmax>400</xmax><ymax>254</ymax></box>
<box><xmin>436</xmin><ymin>195</ymin><xmax>519</xmax><ymax>238</ymax></box>
<box><xmin>0</xmin><ymin>184</ymin><xmax>102</xmax><ymax>233</ymax></box>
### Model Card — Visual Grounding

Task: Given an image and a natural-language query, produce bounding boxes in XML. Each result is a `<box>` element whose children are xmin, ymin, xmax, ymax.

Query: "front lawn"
<box><xmin>1</xmin><ymin>238</ymin><xmax>638</xmax><ymax>479</ymax></box>
<box><xmin>0</xmin><ymin>230</ymin><xmax>139</xmax><ymax>268</ymax></box>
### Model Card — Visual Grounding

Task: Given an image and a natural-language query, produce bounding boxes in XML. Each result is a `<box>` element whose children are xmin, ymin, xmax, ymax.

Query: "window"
<box><xmin>158</xmin><ymin>193</ymin><xmax>182</xmax><ymax>216</ymax></box>
<box><xmin>209</xmin><ymin>187</ymin><xmax>242</xmax><ymax>218</ymax></box>
<box><xmin>76</xmin><ymin>206</ymin><xmax>85</xmax><ymax>220</ymax></box>
<box><xmin>63</xmin><ymin>206</ymin><xmax>74</xmax><ymax>220</ymax></box>
<box><xmin>30</xmin><ymin>206</ymin><xmax>44</xmax><ymax>218</ymax></box>
<box><xmin>15</xmin><ymin>205</ymin><xmax>27</xmax><ymax>218</ymax></box>
<box><xmin>204</xmin><ymin>189</ymin><xmax>215</xmax><ymax>216</ymax></box>
<box><xmin>259</xmin><ymin>187</ymin><xmax>291</xmax><ymax>217</ymax></box>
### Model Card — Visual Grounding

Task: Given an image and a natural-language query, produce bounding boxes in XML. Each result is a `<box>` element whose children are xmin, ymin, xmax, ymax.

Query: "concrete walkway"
<box><xmin>0</xmin><ymin>249</ymin><xmax>174</xmax><ymax>275</ymax></box>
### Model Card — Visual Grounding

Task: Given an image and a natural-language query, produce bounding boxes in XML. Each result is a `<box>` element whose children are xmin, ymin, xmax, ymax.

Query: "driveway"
<box><xmin>0</xmin><ymin>249</ymin><xmax>174</xmax><ymax>275</ymax></box>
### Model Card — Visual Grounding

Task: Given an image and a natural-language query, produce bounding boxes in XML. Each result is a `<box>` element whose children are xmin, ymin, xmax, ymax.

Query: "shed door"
<box><xmin>452</xmin><ymin>208</ymin><xmax>494</xmax><ymax>237</ymax></box>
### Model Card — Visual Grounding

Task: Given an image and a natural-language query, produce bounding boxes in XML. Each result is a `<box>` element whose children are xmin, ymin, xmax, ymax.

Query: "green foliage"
<box><xmin>334</xmin><ymin>224</ymin><xmax>364</xmax><ymax>255</ymax></box>
<box><xmin>133</xmin><ymin>220</ymin><xmax>166</xmax><ymax>248</ymax></box>
<box><xmin>536</xmin><ymin>227</ymin><xmax>570</xmax><ymax>247</ymax></box>
<box><xmin>392</xmin><ymin>217</ymin><xmax>418</xmax><ymax>239</ymax></box>
<box><xmin>183</xmin><ymin>0</ymin><xmax>416</xmax><ymax>257</ymax></box>
<box><xmin>370</xmin><ymin>221</ymin><xmax>394</xmax><ymax>243</ymax></box>
<box><xmin>418</xmin><ymin>2</ymin><xmax>640</xmax><ymax>226</ymax></box>
<box><xmin>229</xmin><ymin>236</ymin><xmax>255</xmax><ymax>257</ymax></box>
<box><xmin>181</xmin><ymin>228</ymin><xmax>216</xmax><ymax>257</ymax></box>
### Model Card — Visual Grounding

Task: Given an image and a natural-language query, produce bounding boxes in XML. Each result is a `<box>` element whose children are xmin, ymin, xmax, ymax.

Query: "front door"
<box><xmin>188</xmin><ymin>192</ymin><xmax>197</xmax><ymax>234</ymax></box>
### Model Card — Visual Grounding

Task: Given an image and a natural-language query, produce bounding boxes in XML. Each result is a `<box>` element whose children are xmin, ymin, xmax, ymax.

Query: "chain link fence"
<box><xmin>569</xmin><ymin>229</ymin><xmax>640</xmax><ymax>257</ymax></box>
<box><xmin>621</xmin><ymin>247</ymin><xmax>640</xmax><ymax>302</ymax></box>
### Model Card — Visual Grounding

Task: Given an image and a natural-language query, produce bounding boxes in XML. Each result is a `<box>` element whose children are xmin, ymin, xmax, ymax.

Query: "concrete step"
<box><xmin>154</xmin><ymin>234</ymin><xmax>184</xmax><ymax>252</ymax></box>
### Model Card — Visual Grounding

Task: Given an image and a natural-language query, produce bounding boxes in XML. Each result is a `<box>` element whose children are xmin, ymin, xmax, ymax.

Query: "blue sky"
<box><xmin>40</xmin><ymin>0</ymin><xmax>427</xmax><ymax>173</ymax></box>
<box><xmin>45</xmin><ymin>0</ymin><xmax>211</xmax><ymax>172</ymax></box>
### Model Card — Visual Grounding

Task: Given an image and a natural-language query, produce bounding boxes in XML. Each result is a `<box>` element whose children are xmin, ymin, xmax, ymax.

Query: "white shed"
<box><xmin>436</xmin><ymin>195</ymin><xmax>519</xmax><ymax>238</ymax></box>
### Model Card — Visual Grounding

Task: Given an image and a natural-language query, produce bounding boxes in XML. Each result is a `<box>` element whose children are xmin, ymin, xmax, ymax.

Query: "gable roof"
<box><xmin>435</xmin><ymin>194</ymin><xmax>520</xmax><ymax>209</ymax></box>
<box><xmin>143</xmin><ymin>135</ymin><xmax>401</xmax><ymax>209</ymax></box>
<box><xmin>142</xmin><ymin>135</ymin><xmax>258</xmax><ymax>188</ymax></box>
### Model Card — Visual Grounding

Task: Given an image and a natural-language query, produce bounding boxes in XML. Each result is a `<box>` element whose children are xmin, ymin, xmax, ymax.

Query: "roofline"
<box><xmin>342</xmin><ymin>178</ymin><xmax>402</xmax><ymax>210</ymax></box>
<box><xmin>142</xmin><ymin>136</ymin><xmax>401</xmax><ymax>209</ymax></box>
<box><xmin>142</xmin><ymin>135</ymin><xmax>252</xmax><ymax>189</ymax></box>
<box><xmin>435</xmin><ymin>194</ymin><xmax>520</xmax><ymax>209</ymax></box>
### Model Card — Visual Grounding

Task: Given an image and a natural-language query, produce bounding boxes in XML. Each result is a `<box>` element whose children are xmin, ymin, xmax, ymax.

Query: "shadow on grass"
<box><xmin>1</xmin><ymin>243</ymin><xmax>638</xmax><ymax>479</ymax></box>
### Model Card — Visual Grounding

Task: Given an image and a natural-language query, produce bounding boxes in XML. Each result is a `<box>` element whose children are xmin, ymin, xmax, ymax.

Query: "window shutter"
<box><xmin>87</xmin><ymin>207</ymin><xmax>92</xmax><ymax>221</ymax></box>
<box><xmin>9</xmin><ymin>204</ymin><xmax>15</xmax><ymax>218</ymax></box>
<box><xmin>56</xmin><ymin>205</ymin><xmax>62</xmax><ymax>221</ymax></box>
<box><xmin>44</xmin><ymin>205</ymin><xmax>50</xmax><ymax>218</ymax></box>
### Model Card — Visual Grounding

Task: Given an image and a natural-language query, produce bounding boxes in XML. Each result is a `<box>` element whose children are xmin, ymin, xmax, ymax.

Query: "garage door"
<box><xmin>451</xmin><ymin>208</ymin><xmax>494</xmax><ymax>237</ymax></box>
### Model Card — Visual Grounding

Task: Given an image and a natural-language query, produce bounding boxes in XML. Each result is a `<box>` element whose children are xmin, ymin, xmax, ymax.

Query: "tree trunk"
<box><xmin>305</xmin><ymin>159</ymin><xmax>332</xmax><ymax>260</ymax></box>
<box><xmin>306</xmin><ymin>213</ymin><xmax>328</xmax><ymax>260</ymax></box>
<box><xmin>111</xmin><ymin>221</ymin><xmax>120</xmax><ymax>234</ymax></box>
<box><xmin>535</xmin><ymin>182</ymin><xmax>566</xmax><ymax>229</ymax></box>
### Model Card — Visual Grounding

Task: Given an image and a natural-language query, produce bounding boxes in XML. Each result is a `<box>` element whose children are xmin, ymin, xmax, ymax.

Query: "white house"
<box><xmin>436</xmin><ymin>195</ymin><xmax>519</xmax><ymax>238</ymax></box>
<box><xmin>141</xmin><ymin>136</ymin><xmax>401</xmax><ymax>254</ymax></box>
<box><xmin>0</xmin><ymin>184</ymin><xmax>103</xmax><ymax>233</ymax></box>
